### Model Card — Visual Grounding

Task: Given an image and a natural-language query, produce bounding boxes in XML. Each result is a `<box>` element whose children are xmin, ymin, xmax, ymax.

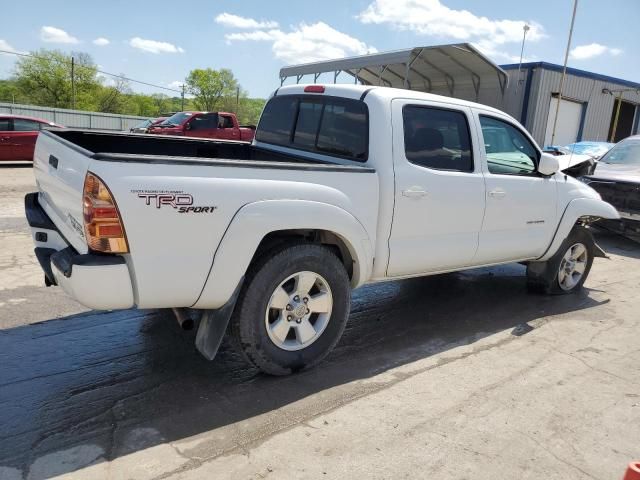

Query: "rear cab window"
<box><xmin>256</xmin><ymin>95</ymin><xmax>369</xmax><ymax>162</ymax></box>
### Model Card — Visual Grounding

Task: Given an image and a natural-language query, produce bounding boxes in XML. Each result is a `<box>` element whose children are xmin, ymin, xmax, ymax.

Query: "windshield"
<box><xmin>135</xmin><ymin>119</ymin><xmax>152</xmax><ymax>128</ymax></box>
<box><xmin>160</xmin><ymin>112</ymin><xmax>194</xmax><ymax>126</ymax></box>
<box><xmin>565</xmin><ymin>142</ymin><xmax>614</xmax><ymax>157</ymax></box>
<box><xmin>598</xmin><ymin>138</ymin><xmax>640</xmax><ymax>165</ymax></box>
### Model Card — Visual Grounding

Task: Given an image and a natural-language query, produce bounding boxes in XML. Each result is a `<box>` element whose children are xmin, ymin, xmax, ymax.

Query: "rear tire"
<box><xmin>230</xmin><ymin>243</ymin><xmax>351</xmax><ymax>375</ymax></box>
<box><xmin>526</xmin><ymin>226</ymin><xmax>595</xmax><ymax>295</ymax></box>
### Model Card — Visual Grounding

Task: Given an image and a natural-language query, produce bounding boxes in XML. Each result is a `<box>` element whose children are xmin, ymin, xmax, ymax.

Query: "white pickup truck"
<box><xmin>26</xmin><ymin>84</ymin><xmax>619</xmax><ymax>375</ymax></box>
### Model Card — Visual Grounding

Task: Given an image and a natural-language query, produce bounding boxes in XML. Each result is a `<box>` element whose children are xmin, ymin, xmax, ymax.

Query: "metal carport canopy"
<box><xmin>279</xmin><ymin>43</ymin><xmax>508</xmax><ymax>102</ymax></box>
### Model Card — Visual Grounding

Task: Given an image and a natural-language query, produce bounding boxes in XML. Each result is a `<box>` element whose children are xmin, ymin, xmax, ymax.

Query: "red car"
<box><xmin>147</xmin><ymin>111</ymin><xmax>256</xmax><ymax>142</ymax></box>
<box><xmin>0</xmin><ymin>115</ymin><xmax>64</xmax><ymax>161</ymax></box>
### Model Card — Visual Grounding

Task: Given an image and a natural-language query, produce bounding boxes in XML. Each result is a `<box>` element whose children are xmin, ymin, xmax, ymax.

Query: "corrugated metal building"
<box><xmin>0</xmin><ymin>102</ymin><xmax>148</xmax><ymax>131</ymax></box>
<box><xmin>496</xmin><ymin>62</ymin><xmax>640</xmax><ymax>146</ymax></box>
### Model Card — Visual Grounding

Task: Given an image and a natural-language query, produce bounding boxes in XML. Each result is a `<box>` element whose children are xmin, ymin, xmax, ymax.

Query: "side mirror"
<box><xmin>184</xmin><ymin>123</ymin><xmax>191</xmax><ymax>131</ymax></box>
<box><xmin>538</xmin><ymin>153</ymin><xmax>559</xmax><ymax>176</ymax></box>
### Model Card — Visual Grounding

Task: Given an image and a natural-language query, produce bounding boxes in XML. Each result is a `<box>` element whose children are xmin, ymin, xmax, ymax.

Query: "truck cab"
<box><xmin>148</xmin><ymin>111</ymin><xmax>255</xmax><ymax>142</ymax></box>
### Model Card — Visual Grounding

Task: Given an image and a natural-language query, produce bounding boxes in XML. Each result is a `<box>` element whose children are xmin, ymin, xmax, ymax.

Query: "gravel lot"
<box><xmin>0</xmin><ymin>165</ymin><xmax>638</xmax><ymax>480</ymax></box>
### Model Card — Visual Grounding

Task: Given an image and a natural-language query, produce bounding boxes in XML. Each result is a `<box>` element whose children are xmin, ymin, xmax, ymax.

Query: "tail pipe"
<box><xmin>172</xmin><ymin>308</ymin><xmax>195</xmax><ymax>331</ymax></box>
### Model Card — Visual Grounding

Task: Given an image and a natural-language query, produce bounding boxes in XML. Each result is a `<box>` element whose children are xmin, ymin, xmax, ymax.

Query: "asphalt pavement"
<box><xmin>0</xmin><ymin>165</ymin><xmax>638</xmax><ymax>480</ymax></box>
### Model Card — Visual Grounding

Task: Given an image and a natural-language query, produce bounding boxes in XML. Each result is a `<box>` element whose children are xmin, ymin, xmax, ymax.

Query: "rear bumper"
<box><xmin>25</xmin><ymin>192</ymin><xmax>135</xmax><ymax>310</ymax></box>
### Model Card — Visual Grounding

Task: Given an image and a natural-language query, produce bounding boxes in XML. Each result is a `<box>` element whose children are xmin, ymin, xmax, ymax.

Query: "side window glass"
<box><xmin>219</xmin><ymin>115</ymin><xmax>233</xmax><ymax>129</ymax></box>
<box><xmin>403</xmin><ymin>106</ymin><xmax>473</xmax><ymax>172</ymax></box>
<box><xmin>13</xmin><ymin>119</ymin><xmax>41</xmax><ymax>131</ymax></box>
<box><xmin>190</xmin><ymin>114</ymin><xmax>218</xmax><ymax>131</ymax></box>
<box><xmin>0</xmin><ymin>118</ymin><xmax>10</xmax><ymax>131</ymax></box>
<box><xmin>479</xmin><ymin>116</ymin><xmax>538</xmax><ymax>175</ymax></box>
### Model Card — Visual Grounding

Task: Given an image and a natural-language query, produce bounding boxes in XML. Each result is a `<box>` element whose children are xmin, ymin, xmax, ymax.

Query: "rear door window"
<box><xmin>403</xmin><ymin>105</ymin><xmax>473</xmax><ymax>172</ymax></box>
<box><xmin>189</xmin><ymin>113</ymin><xmax>218</xmax><ymax>131</ymax></box>
<box><xmin>0</xmin><ymin>118</ymin><xmax>9</xmax><ymax>131</ymax></box>
<box><xmin>12</xmin><ymin>119</ymin><xmax>42</xmax><ymax>131</ymax></box>
<box><xmin>256</xmin><ymin>94</ymin><xmax>369</xmax><ymax>162</ymax></box>
<box><xmin>219</xmin><ymin>115</ymin><xmax>234</xmax><ymax>129</ymax></box>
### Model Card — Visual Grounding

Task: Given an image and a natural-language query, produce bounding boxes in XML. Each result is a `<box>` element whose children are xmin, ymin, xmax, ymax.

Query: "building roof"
<box><xmin>500</xmin><ymin>61</ymin><xmax>640</xmax><ymax>90</ymax></box>
<box><xmin>279</xmin><ymin>43</ymin><xmax>509</xmax><ymax>101</ymax></box>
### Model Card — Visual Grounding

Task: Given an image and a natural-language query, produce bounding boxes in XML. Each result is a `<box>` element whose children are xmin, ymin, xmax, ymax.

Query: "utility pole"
<box><xmin>550</xmin><ymin>0</ymin><xmax>578</xmax><ymax>146</ymax></box>
<box><xmin>515</xmin><ymin>24</ymin><xmax>530</xmax><ymax>95</ymax></box>
<box><xmin>181</xmin><ymin>84</ymin><xmax>185</xmax><ymax>111</ymax></box>
<box><xmin>71</xmin><ymin>56</ymin><xmax>76</xmax><ymax>110</ymax></box>
<box><xmin>235</xmin><ymin>86</ymin><xmax>240</xmax><ymax>115</ymax></box>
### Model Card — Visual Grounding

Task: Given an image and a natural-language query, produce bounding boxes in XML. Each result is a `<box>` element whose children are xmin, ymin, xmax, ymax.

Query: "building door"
<box><xmin>608</xmin><ymin>100</ymin><xmax>637</xmax><ymax>142</ymax></box>
<box><xmin>544</xmin><ymin>95</ymin><xmax>583</xmax><ymax>147</ymax></box>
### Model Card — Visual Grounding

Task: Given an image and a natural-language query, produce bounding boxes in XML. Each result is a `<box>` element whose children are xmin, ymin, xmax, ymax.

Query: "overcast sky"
<box><xmin>1</xmin><ymin>0</ymin><xmax>638</xmax><ymax>98</ymax></box>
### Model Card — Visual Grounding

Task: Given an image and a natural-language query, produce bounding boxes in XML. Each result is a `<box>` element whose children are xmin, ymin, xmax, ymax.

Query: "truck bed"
<box><xmin>49</xmin><ymin>129</ymin><xmax>372</xmax><ymax>172</ymax></box>
<box><xmin>32</xmin><ymin>128</ymin><xmax>379</xmax><ymax>309</ymax></box>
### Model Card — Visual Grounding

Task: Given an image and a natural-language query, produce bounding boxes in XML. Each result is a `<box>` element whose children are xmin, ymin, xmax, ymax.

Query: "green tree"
<box><xmin>185</xmin><ymin>68</ymin><xmax>238</xmax><ymax>111</ymax></box>
<box><xmin>0</xmin><ymin>79</ymin><xmax>26</xmax><ymax>104</ymax></box>
<box><xmin>96</xmin><ymin>76</ymin><xmax>132</xmax><ymax>113</ymax></box>
<box><xmin>127</xmin><ymin>94</ymin><xmax>158</xmax><ymax>117</ymax></box>
<box><xmin>14</xmin><ymin>49</ymin><xmax>99</xmax><ymax>109</ymax></box>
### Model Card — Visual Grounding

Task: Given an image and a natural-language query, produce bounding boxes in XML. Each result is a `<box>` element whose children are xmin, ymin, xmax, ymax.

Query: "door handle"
<box><xmin>402</xmin><ymin>187</ymin><xmax>428</xmax><ymax>198</ymax></box>
<box><xmin>488</xmin><ymin>189</ymin><xmax>506</xmax><ymax>198</ymax></box>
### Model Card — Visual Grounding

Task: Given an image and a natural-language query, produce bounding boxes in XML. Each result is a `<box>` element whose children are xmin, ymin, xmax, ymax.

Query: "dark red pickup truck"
<box><xmin>147</xmin><ymin>111</ymin><xmax>255</xmax><ymax>142</ymax></box>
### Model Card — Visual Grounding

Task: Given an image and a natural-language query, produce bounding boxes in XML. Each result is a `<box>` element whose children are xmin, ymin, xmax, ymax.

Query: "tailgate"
<box><xmin>33</xmin><ymin>131</ymin><xmax>90</xmax><ymax>254</ymax></box>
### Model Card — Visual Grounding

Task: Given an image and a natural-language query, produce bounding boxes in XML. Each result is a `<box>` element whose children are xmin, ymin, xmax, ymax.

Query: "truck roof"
<box><xmin>275</xmin><ymin>84</ymin><xmax>511</xmax><ymax>121</ymax></box>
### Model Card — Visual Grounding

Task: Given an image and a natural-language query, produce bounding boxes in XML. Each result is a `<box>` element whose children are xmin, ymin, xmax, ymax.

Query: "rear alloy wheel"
<box><xmin>230</xmin><ymin>244</ymin><xmax>350</xmax><ymax>375</ymax></box>
<box><xmin>265</xmin><ymin>271</ymin><xmax>333</xmax><ymax>351</ymax></box>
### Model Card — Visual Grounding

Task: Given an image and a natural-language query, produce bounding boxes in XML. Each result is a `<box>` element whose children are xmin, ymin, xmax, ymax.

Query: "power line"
<box><xmin>0</xmin><ymin>49</ymin><xmax>183</xmax><ymax>94</ymax></box>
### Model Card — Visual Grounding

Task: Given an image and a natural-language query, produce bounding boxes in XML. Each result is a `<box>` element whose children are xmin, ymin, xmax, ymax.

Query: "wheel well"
<box><xmin>252</xmin><ymin>229</ymin><xmax>355</xmax><ymax>279</ymax></box>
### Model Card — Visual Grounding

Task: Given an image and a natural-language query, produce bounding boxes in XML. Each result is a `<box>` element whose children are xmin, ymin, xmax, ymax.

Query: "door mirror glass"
<box><xmin>538</xmin><ymin>153</ymin><xmax>560</xmax><ymax>176</ymax></box>
<box><xmin>184</xmin><ymin>122</ymin><xmax>191</xmax><ymax>130</ymax></box>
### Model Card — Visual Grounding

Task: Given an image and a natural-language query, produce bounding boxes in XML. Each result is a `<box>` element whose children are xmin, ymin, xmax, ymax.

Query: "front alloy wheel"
<box><xmin>557</xmin><ymin>243</ymin><xmax>589</xmax><ymax>291</ymax></box>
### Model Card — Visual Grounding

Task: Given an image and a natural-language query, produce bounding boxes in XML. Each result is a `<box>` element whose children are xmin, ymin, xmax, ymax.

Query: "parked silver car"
<box><xmin>580</xmin><ymin>135</ymin><xmax>640</xmax><ymax>238</ymax></box>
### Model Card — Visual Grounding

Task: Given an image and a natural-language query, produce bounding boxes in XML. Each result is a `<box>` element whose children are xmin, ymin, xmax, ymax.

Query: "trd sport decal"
<box><xmin>131</xmin><ymin>189</ymin><xmax>217</xmax><ymax>214</ymax></box>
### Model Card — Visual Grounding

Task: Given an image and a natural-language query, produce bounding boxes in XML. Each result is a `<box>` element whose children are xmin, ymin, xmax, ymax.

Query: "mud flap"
<box><xmin>195</xmin><ymin>278</ymin><xmax>243</xmax><ymax>361</ymax></box>
<box><xmin>592</xmin><ymin>240</ymin><xmax>608</xmax><ymax>258</ymax></box>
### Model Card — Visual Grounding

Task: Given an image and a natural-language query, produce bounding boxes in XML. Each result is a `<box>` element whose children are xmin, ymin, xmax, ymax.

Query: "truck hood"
<box><xmin>555</xmin><ymin>153</ymin><xmax>594</xmax><ymax>172</ymax></box>
<box><xmin>589</xmin><ymin>162</ymin><xmax>640</xmax><ymax>184</ymax></box>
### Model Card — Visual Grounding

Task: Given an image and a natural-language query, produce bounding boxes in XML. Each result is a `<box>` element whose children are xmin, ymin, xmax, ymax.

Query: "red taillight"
<box><xmin>83</xmin><ymin>172</ymin><xmax>129</xmax><ymax>253</ymax></box>
<box><xmin>304</xmin><ymin>85</ymin><xmax>325</xmax><ymax>93</ymax></box>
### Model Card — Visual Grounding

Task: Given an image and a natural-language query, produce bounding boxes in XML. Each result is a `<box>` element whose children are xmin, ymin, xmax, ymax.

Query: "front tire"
<box><xmin>526</xmin><ymin>226</ymin><xmax>595</xmax><ymax>294</ymax></box>
<box><xmin>230</xmin><ymin>243</ymin><xmax>351</xmax><ymax>375</ymax></box>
